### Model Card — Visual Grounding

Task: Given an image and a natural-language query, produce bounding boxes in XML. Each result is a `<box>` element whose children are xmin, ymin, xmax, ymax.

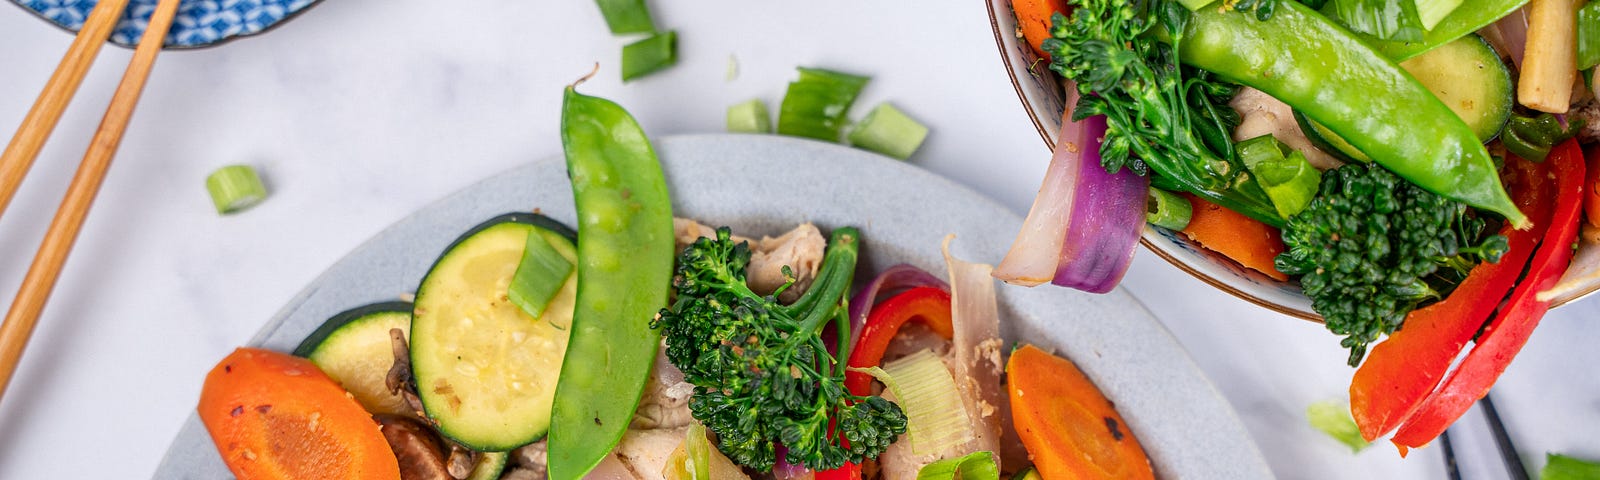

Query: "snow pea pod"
<box><xmin>1358</xmin><ymin>0</ymin><xmax>1529</xmax><ymax>61</ymax></box>
<box><xmin>1180</xmin><ymin>2</ymin><xmax>1529</xmax><ymax>228</ymax></box>
<box><xmin>547</xmin><ymin>80</ymin><xmax>675</xmax><ymax>479</ymax></box>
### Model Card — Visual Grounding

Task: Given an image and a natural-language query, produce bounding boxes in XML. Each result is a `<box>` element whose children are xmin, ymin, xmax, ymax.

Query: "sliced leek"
<box><xmin>854</xmin><ymin>348</ymin><xmax>973</xmax><ymax>455</ymax></box>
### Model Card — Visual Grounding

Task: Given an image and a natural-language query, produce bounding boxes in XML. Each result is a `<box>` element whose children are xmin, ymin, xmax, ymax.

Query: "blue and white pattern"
<box><xmin>11</xmin><ymin>0</ymin><xmax>319</xmax><ymax>48</ymax></box>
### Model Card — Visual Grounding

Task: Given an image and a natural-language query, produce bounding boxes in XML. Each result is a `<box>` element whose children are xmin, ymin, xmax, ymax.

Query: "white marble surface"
<box><xmin>0</xmin><ymin>1</ymin><xmax>1593</xmax><ymax>479</ymax></box>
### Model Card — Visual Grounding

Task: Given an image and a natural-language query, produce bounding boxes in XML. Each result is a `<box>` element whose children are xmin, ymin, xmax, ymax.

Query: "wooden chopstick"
<box><xmin>0</xmin><ymin>0</ymin><xmax>133</xmax><ymax>219</ymax></box>
<box><xmin>0</xmin><ymin>0</ymin><xmax>184</xmax><ymax>403</ymax></box>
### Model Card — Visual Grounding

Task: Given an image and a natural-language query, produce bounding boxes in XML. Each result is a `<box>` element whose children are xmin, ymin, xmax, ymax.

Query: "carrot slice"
<box><xmin>1007</xmin><ymin>344</ymin><xmax>1153</xmax><ymax>480</ymax></box>
<box><xmin>1179</xmin><ymin>193</ymin><xmax>1289</xmax><ymax>281</ymax></box>
<box><xmin>1012</xmin><ymin>0</ymin><xmax>1071</xmax><ymax>59</ymax></box>
<box><xmin>198</xmin><ymin>347</ymin><xmax>401</xmax><ymax>480</ymax></box>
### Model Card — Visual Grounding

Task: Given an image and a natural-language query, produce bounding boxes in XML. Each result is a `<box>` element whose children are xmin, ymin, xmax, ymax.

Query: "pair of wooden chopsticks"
<box><xmin>0</xmin><ymin>0</ymin><xmax>184</xmax><ymax>403</ymax></box>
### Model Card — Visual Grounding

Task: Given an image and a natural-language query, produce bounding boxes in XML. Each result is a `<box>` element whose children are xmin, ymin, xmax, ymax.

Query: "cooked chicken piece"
<box><xmin>746</xmin><ymin>223</ymin><xmax>826</xmax><ymax>303</ymax></box>
<box><xmin>633</xmin><ymin>347</ymin><xmax>696</xmax><ymax>430</ymax></box>
<box><xmin>1230</xmin><ymin>87</ymin><xmax>1343</xmax><ymax>170</ymax></box>
<box><xmin>614</xmin><ymin>427</ymin><xmax>691</xmax><ymax>480</ymax></box>
<box><xmin>584</xmin><ymin>453</ymin><xmax>637</xmax><ymax>480</ymax></box>
<box><xmin>511</xmin><ymin>440</ymin><xmax>548</xmax><ymax>473</ymax></box>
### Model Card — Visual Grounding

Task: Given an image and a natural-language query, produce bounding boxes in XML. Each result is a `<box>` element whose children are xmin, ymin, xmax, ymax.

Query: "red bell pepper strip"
<box><xmin>1348</xmin><ymin>149</ymin><xmax>1557</xmax><ymax>441</ymax></box>
<box><xmin>818</xmin><ymin>286</ymin><xmax>953</xmax><ymax>480</ymax></box>
<box><xmin>1391</xmin><ymin>140</ymin><xmax>1587</xmax><ymax>449</ymax></box>
<box><xmin>1586</xmin><ymin>144</ymin><xmax>1599</xmax><ymax>227</ymax></box>
<box><xmin>843</xmin><ymin>286</ymin><xmax>955</xmax><ymax>396</ymax></box>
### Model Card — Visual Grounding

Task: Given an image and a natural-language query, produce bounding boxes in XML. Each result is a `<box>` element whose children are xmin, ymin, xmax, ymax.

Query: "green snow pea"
<box><xmin>547</xmin><ymin>79</ymin><xmax>676</xmax><ymax>480</ymax></box>
<box><xmin>1359</xmin><ymin>0</ymin><xmax>1529</xmax><ymax>61</ymax></box>
<box><xmin>1180</xmin><ymin>2</ymin><xmax>1528</xmax><ymax>228</ymax></box>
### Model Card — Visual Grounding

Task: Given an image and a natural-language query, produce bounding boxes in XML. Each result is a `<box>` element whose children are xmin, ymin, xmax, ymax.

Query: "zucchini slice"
<box><xmin>292</xmin><ymin>302</ymin><xmax>414</xmax><ymax>416</ymax></box>
<box><xmin>467</xmin><ymin>451</ymin><xmax>510</xmax><ymax>480</ymax></box>
<box><xmin>412</xmin><ymin>213</ymin><xmax>578</xmax><ymax>451</ymax></box>
<box><xmin>1295</xmin><ymin>111</ymin><xmax>1372</xmax><ymax>163</ymax></box>
<box><xmin>1398</xmin><ymin>34</ymin><xmax>1513</xmax><ymax>143</ymax></box>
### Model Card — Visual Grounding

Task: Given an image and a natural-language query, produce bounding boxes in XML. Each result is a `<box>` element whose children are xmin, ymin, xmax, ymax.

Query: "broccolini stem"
<box><xmin>832</xmin><ymin>306</ymin><xmax>852</xmax><ymax>377</ymax></box>
<box><xmin>787</xmin><ymin>228</ymin><xmax>860</xmax><ymax>338</ymax></box>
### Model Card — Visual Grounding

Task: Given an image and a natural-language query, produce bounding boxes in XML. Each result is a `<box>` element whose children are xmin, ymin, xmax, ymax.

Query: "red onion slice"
<box><xmin>994</xmin><ymin>85</ymin><xmax>1087</xmax><ymax>286</ymax></box>
<box><xmin>1050</xmin><ymin>114</ymin><xmax>1150</xmax><ymax>293</ymax></box>
<box><xmin>845</xmin><ymin>264</ymin><xmax>948</xmax><ymax>347</ymax></box>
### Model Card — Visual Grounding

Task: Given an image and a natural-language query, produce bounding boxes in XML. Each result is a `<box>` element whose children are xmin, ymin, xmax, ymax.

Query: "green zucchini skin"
<box><xmin>466</xmin><ymin>451</ymin><xmax>510</xmax><ymax>480</ymax></box>
<box><xmin>1397</xmin><ymin>34</ymin><xmax>1514</xmax><ymax>143</ymax></box>
<box><xmin>292</xmin><ymin>301</ymin><xmax>414</xmax><ymax>357</ymax></box>
<box><xmin>411</xmin><ymin>213</ymin><xmax>580</xmax><ymax>452</ymax></box>
<box><xmin>1295</xmin><ymin>111</ymin><xmax>1372</xmax><ymax>164</ymax></box>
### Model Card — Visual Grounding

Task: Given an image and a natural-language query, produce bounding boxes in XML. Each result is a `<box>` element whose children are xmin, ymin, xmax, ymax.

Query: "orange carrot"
<box><xmin>198</xmin><ymin>348</ymin><xmax>400</xmax><ymax>480</ymax></box>
<box><xmin>1012</xmin><ymin>0</ymin><xmax>1071</xmax><ymax>59</ymax></box>
<box><xmin>1007</xmin><ymin>344</ymin><xmax>1153</xmax><ymax>480</ymax></box>
<box><xmin>1180</xmin><ymin>194</ymin><xmax>1290</xmax><ymax>281</ymax></box>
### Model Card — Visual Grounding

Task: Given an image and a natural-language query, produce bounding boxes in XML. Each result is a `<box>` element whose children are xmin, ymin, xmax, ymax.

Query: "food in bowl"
<box><xmin>990</xmin><ymin>0</ymin><xmax>1600</xmax><ymax>451</ymax></box>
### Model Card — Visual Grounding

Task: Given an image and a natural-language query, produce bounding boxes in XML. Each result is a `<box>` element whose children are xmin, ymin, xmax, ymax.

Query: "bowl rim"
<box><xmin>985</xmin><ymin>0</ymin><xmax>1599</xmax><ymax>319</ymax></box>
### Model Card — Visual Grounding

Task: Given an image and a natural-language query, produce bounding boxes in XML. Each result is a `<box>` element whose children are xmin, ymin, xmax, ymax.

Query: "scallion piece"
<box><xmin>1307</xmin><ymin>401</ymin><xmax>1370</xmax><ymax>453</ymax></box>
<box><xmin>917</xmin><ymin>451</ymin><xmax>1000</xmax><ymax>480</ymax></box>
<box><xmin>508</xmin><ymin>230</ymin><xmax>574</xmax><ymax>320</ymax></box>
<box><xmin>1327</xmin><ymin>0</ymin><xmax>1426</xmax><ymax>41</ymax></box>
<box><xmin>777</xmin><ymin>67</ymin><xmax>870</xmax><ymax>142</ymax></box>
<box><xmin>204</xmin><ymin>165</ymin><xmax>268</xmax><ymax>215</ymax></box>
<box><xmin>684</xmin><ymin>424</ymin><xmax>712</xmax><ymax>480</ymax></box>
<box><xmin>621</xmin><ymin>31</ymin><xmax>677</xmax><ymax>82</ymax></box>
<box><xmin>847</xmin><ymin>102</ymin><xmax>929</xmax><ymax>160</ymax></box>
<box><xmin>592</xmin><ymin>0</ymin><xmax>655</xmax><ymax>35</ymax></box>
<box><xmin>1543</xmin><ymin>453</ymin><xmax>1600</xmax><ymax>480</ymax></box>
<box><xmin>1147</xmin><ymin>188</ymin><xmax>1194</xmax><ymax>230</ymax></box>
<box><xmin>1236</xmin><ymin>135</ymin><xmax>1322</xmax><ymax>219</ymax></box>
<box><xmin>1579</xmin><ymin>0</ymin><xmax>1600</xmax><ymax>70</ymax></box>
<box><xmin>1413</xmin><ymin>0</ymin><xmax>1465</xmax><ymax>30</ymax></box>
<box><xmin>852</xmin><ymin>348</ymin><xmax>974</xmax><ymax>455</ymax></box>
<box><xmin>726</xmin><ymin>99</ymin><xmax>772</xmax><ymax>134</ymax></box>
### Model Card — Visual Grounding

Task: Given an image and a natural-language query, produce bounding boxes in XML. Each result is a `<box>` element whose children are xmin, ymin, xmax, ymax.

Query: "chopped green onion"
<box><xmin>1503</xmin><ymin>113</ymin><xmax>1587</xmax><ymax>162</ymax></box>
<box><xmin>592</xmin><ymin>0</ymin><xmax>655</xmax><ymax>35</ymax></box>
<box><xmin>917</xmin><ymin>451</ymin><xmax>1000</xmax><ymax>480</ymax></box>
<box><xmin>1236</xmin><ymin>135</ymin><xmax>1323</xmax><ymax>218</ymax></box>
<box><xmin>1326</xmin><ymin>0</ymin><xmax>1426</xmax><ymax>41</ymax></box>
<box><xmin>726</xmin><ymin>99</ymin><xmax>772</xmax><ymax>134</ymax></box>
<box><xmin>852</xmin><ymin>348</ymin><xmax>974</xmax><ymax>455</ymax></box>
<box><xmin>621</xmin><ymin>31</ymin><xmax>677</xmax><ymax>82</ymax></box>
<box><xmin>726</xmin><ymin>54</ymin><xmax>739</xmax><ymax>82</ymax></box>
<box><xmin>847</xmin><ymin>102</ymin><xmax>929</xmax><ymax>160</ymax></box>
<box><xmin>1147</xmin><ymin>188</ymin><xmax>1194</xmax><ymax>230</ymax></box>
<box><xmin>685</xmin><ymin>424</ymin><xmax>712</xmax><ymax>480</ymax></box>
<box><xmin>205</xmin><ymin>165</ymin><xmax>268</xmax><ymax>215</ymax></box>
<box><xmin>1413</xmin><ymin>0</ymin><xmax>1464</xmax><ymax>30</ymax></box>
<box><xmin>777</xmin><ymin>67</ymin><xmax>870</xmax><ymax>142</ymax></box>
<box><xmin>1579</xmin><ymin>1</ymin><xmax>1600</xmax><ymax>70</ymax></box>
<box><xmin>1543</xmin><ymin>453</ymin><xmax>1600</xmax><ymax>480</ymax></box>
<box><xmin>508</xmin><ymin>231</ymin><xmax>574</xmax><ymax>320</ymax></box>
<box><xmin>1307</xmin><ymin>400</ymin><xmax>1370</xmax><ymax>453</ymax></box>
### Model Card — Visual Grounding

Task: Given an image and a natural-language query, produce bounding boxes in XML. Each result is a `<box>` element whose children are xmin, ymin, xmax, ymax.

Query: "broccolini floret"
<box><xmin>1276</xmin><ymin>163</ymin><xmax>1508</xmax><ymax>366</ymax></box>
<box><xmin>655</xmin><ymin>227</ymin><xmax>907</xmax><ymax>471</ymax></box>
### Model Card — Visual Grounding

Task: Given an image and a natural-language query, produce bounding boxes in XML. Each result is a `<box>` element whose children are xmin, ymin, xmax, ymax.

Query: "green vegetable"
<box><xmin>1543</xmin><ymin>453</ymin><xmax>1600</xmax><ymax>480</ymax></box>
<box><xmin>592</xmin><ymin>0</ymin><xmax>655</xmax><ymax>34</ymax></box>
<box><xmin>847</xmin><ymin>102</ymin><xmax>929</xmax><ymax>160</ymax></box>
<box><xmin>548</xmin><ymin>83</ymin><xmax>676</xmax><ymax>480</ymax></box>
<box><xmin>621</xmin><ymin>31</ymin><xmax>677</xmax><ymax>82</ymax></box>
<box><xmin>412</xmin><ymin>214</ymin><xmax>577</xmax><ymax>450</ymax></box>
<box><xmin>1011</xmin><ymin>466</ymin><xmax>1043</xmax><ymax>480</ymax></box>
<box><xmin>467</xmin><ymin>452</ymin><xmax>510</xmax><ymax>480</ymax></box>
<box><xmin>291</xmin><ymin>302</ymin><xmax>413</xmax><ymax>416</ymax></box>
<box><xmin>205</xmin><ymin>165</ymin><xmax>267</xmax><ymax>214</ymax></box>
<box><xmin>1043</xmin><ymin>0</ymin><xmax>1284</xmax><ymax>227</ymax></box>
<box><xmin>1296</xmin><ymin>113</ymin><xmax>1372</xmax><ymax>163</ymax></box>
<box><xmin>854</xmin><ymin>349</ymin><xmax>973</xmax><ymax>455</ymax></box>
<box><xmin>1177</xmin><ymin>0</ymin><xmax>1217</xmax><ymax>10</ymax></box>
<box><xmin>727</xmin><ymin>99</ymin><xmax>772</xmax><ymax>134</ymax></box>
<box><xmin>656</xmin><ymin>227</ymin><xmax>908</xmax><ymax>471</ymax></box>
<box><xmin>917</xmin><ymin>451</ymin><xmax>1000</xmax><ymax>480</ymax></box>
<box><xmin>1503</xmin><ymin>113</ymin><xmax>1587</xmax><ymax>162</ymax></box>
<box><xmin>1307</xmin><ymin>400</ymin><xmax>1370</xmax><ymax>453</ymax></box>
<box><xmin>1146</xmin><ymin>188</ymin><xmax>1193</xmax><ymax>230</ymax></box>
<box><xmin>1396</xmin><ymin>34</ymin><xmax>1514</xmax><ymax>142</ymax></box>
<box><xmin>1182</xmin><ymin>1</ymin><xmax>1528</xmax><ymax>228</ymax></box>
<box><xmin>1237</xmin><ymin>135</ymin><xmax>1322</xmax><ymax>218</ymax></box>
<box><xmin>509</xmin><ymin>227</ymin><xmax>576</xmax><ymax>320</ymax></box>
<box><xmin>1579</xmin><ymin>0</ymin><xmax>1600</xmax><ymax>70</ymax></box>
<box><xmin>1276</xmin><ymin>163</ymin><xmax>1508</xmax><ymax>365</ymax></box>
<box><xmin>1326</xmin><ymin>0</ymin><xmax>1426</xmax><ymax>41</ymax></box>
<box><xmin>686</xmin><ymin>424</ymin><xmax>713</xmax><ymax>480</ymax></box>
<box><xmin>1365</xmin><ymin>0</ymin><xmax>1528</xmax><ymax>60</ymax></box>
<box><xmin>1413</xmin><ymin>0</ymin><xmax>1464</xmax><ymax>30</ymax></box>
<box><xmin>777</xmin><ymin>67</ymin><xmax>871</xmax><ymax>142</ymax></box>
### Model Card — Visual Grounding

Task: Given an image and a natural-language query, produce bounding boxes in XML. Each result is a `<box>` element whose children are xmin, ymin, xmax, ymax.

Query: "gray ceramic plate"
<box><xmin>152</xmin><ymin>134</ymin><xmax>1270</xmax><ymax>479</ymax></box>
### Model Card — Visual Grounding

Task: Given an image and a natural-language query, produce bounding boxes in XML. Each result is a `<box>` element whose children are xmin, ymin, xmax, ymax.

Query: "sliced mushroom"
<box><xmin>375</xmin><ymin>414</ymin><xmax>453</xmax><ymax>480</ymax></box>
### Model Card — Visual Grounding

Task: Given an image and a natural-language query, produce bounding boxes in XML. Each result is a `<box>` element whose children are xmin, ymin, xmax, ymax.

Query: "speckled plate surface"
<box><xmin>151</xmin><ymin>134</ymin><xmax>1270</xmax><ymax>479</ymax></box>
<box><xmin>9</xmin><ymin>0</ymin><xmax>319</xmax><ymax>48</ymax></box>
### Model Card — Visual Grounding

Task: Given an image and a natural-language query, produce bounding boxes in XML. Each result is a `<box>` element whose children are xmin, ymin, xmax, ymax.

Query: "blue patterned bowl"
<box><xmin>9</xmin><ymin>0</ymin><xmax>321</xmax><ymax>49</ymax></box>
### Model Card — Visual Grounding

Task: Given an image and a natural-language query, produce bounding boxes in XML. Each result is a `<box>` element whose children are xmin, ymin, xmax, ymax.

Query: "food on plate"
<box><xmin>997</xmin><ymin>0</ymin><xmax>1597</xmax><ymax>449</ymax></box>
<box><xmin>197</xmin><ymin>85</ymin><xmax>1149</xmax><ymax>479</ymax></box>
<box><xmin>1008</xmin><ymin>344</ymin><xmax>1153</xmax><ymax>480</ymax></box>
